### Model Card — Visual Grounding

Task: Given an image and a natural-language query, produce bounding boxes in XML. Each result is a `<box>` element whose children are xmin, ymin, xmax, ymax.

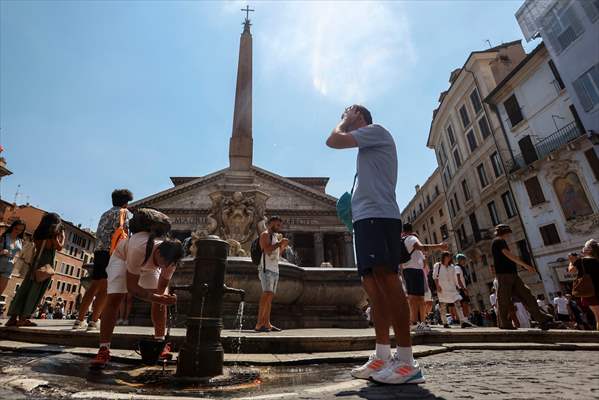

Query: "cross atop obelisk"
<box><xmin>241</xmin><ymin>5</ymin><xmax>254</xmax><ymax>33</ymax></box>
<box><xmin>229</xmin><ymin>5</ymin><xmax>254</xmax><ymax>171</ymax></box>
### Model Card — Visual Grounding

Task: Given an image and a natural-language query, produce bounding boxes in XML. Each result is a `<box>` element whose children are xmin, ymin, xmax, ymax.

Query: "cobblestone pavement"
<box><xmin>1</xmin><ymin>349</ymin><xmax>598</xmax><ymax>399</ymax></box>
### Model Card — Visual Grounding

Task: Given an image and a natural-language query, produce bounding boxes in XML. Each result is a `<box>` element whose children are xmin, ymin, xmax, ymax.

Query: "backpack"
<box><xmin>251</xmin><ymin>232</ymin><xmax>273</xmax><ymax>270</ymax></box>
<box><xmin>128</xmin><ymin>208</ymin><xmax>171</xmax><ymax>236</ymax></box>
<box><xmin>250</xmin><ymin>237</ymin><xmax>263</xmax><ymax>266</ymax></box>
<box><xmin>109</xmin><ymin>208</ymin><xmax>128</xmax><ymax>255</ymax></box>
<box><xmin>398</xmin><ymin>235</ymin><xmax>416</xmax><ymax>265</ymax></box>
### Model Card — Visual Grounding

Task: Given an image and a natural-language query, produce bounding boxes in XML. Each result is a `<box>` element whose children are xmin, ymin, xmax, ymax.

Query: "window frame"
<box><xmin>491</xmin><ymin>151</ymin><xmax>503</xmax><ymax>178</ymax></box>
<box><xmin>539</xmin><ymin>223</ymin><xmax>561</xmax><ymax>246</ymax></box>
<box><xmin>459</xmin><ymin>104</ymin><xmax>471</xmax><ymax>128</ymax></box>
<box><xmin>461</xmin><ymin>179</ymin><xmax>471</xmax><ymax>202</ymax></box>
<box><xmin>477</xmin><ymin>163</ymin><xmax>490</xmax><ymax>188</ymax></box>
<box><xmin>466</xmin><ymin>129</ymin><xmax>478</xmax><ymax>152</ymax></box>
<box><xmin>524</xmin><ymin>176</ymin><xmax>546</xmax><ymax>206</ymax></box>
<box><xmin>487</xmin><ymin>201</ymin><xmax>501</xmax><ymax>226</ymax></box>
<box><xmin>501</xmin><ymin>191</ymin><xmax>517</xmax><ymax>219</ymax></box>
<box><xmin>503</xmin><ymin>94</ymin><xmax>524</xmax><ymax>127</ymax></box>
<box><xmin>470</xmin><ymin>89</ymin><xmax>483</xmax><ymax>115</ymax></box>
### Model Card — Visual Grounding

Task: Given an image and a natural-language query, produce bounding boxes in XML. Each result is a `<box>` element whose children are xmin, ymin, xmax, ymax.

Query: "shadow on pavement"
<box><xmin>336</xmin><ymin>382</ymin><xmax>447</xmax><ymax>400</ymax></box>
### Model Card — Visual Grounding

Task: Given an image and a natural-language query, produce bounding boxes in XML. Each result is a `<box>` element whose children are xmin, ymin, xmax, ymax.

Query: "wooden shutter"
<box><xmin>524</xmin><ymin>176</ymin><xmax>546</xmax><ymax>206</ymax></box>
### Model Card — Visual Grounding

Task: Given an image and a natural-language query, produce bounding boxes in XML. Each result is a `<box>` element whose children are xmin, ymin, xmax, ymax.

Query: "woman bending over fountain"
<box><xmin>90</xmin><ymin>232</ymin><xmax>184</xmax><ymax>369</ymax></box>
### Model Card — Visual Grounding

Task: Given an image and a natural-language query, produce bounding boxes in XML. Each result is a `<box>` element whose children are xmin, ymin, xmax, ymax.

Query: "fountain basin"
<box><xmin>133</xmin><ymin>256</ymin><xmax>368</xmax><ymax>329</ymax></box>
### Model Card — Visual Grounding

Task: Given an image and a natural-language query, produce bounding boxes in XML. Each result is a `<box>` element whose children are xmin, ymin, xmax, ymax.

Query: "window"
<box><xmin>542</xmin><ymin>2</ymin><xmax>584</xmax><ymax>53</ymax></box>
<box><xmin>66</xmin><ymin>283</ymin><xmax>72</xmax><ymax>292</ymax></box>
<box><xmin>469</xmin><ymin>212</ymin><xmax>481</xmax><ymax>242</ymax></box>
<box><xmin>482</xmin><ymin>254</ymin><xmax>488</xmax><ymax>266</ymax></box>
<box><xmin>491</xmin><ymin>152</ymin><xmax>503</xmax><ymax>178</ymax></box>
<box><xmin>524</xmin><ymin>176</ymin><xmax>546</xmax><ymax>206</ymax></box>
<box><xmin>477</xmin><ymin>164</ymin><xmax>489</xmax><ymax>188</ymax></box>
<box><xmin>488</xmin><ymin>201</ymin><xmax>501</xmax><ymax>226</ymax></box>
<box><xmin>432</xmin><ymin>232</ymin><xmax>438</xmax><ymax>243</ymax></box>
<box><xmin>466</xmin><ymin>130</ymin><xmax>477</xmax><ymax>152</ymax></box>
<box><xmin>503</xmin><ymin>94</ymin><xmax>524</xmax><ymax>126</ymax></box>
<box><xmin>501</xmin><ymin>191</ymin><xmax>517</xmax><ymax>218</ymax></box>
<box><xmin>548</xmin><ymin>60</ymin><xmax>565</xmax><ymax>90</ymax></box>
<box><xmin>585</xmin><ymin>148</ymin><xmax>599</xmax><ymax>180</ymax></box>
<box><xmin>539</xmin><ymin>224</ymin><xmax>561</xmax><ymax>246</ymax></box>
<box><xmin>430</xmin><ymin>217</ymin><xmax>434</xmax><ymax>225</ymax></box>
<box><xmin>478</xmin><ymin>115</ymin><xmax>491</xmax><ymax>139</ymax></box>
<box><xmin>461</xmin><ymin>179</ymin><xmax>471</xmax><ymax>201</ymax></box>
<box><xmin>459</xmin><ymin>105</ymin><xmax>470</xmax><ymax>127</ymax></box>
<box><xmin>447</xmin><ymin>125</ymin><xmax>456</xmax><ymax>146</ymax></box>
<box><xmin>449</xmin><ymin>198</ymin><xmax>456</xmax><ymax>217</ymax></box>
<box><xmin>435</xmin><ymin>185</ymin><xmax>440</xmax><ymax>196</ymax></box>
<box><xmin>459</xmin><ymin>225</ymin><xmax>467</xmax><ymax>247</ymax></box>
<box><xmin>72</xmin><ymin>285</ymin><xmax>78</xmax><ymax>293</ymax></box>
<box><xmin>453</xmin><ymin>149</ymin><xmax>462</xmax><ymax>168</ymax></box>
<box><xmin>454</xmin><ymin>192</ymin><xmax>461</xmax><ymax>211</ymax></box>
<box><xmin>440</xmin><ymin>142</ymin><xmax>448</xmax><ymax>162</ymax></box>
<box><xmin>572</xmin><ymin>64</ymin><xmax>599</xmax><ymax>111</ymax></box>
<box><xmin>439</xmin><ymin>209</ymin><xmax>444</xmax><ymax>217</ymax></box>
<box><xmin>581</xmin><ymin>0</ymin><xmax>599</xmax><ymax>22</ymax></box>
<box><xmin>470</xmin><ymin>89</ymin><xmax>482</xmax><ymax>114</ymax></box>
<box><xmin>443</xmin><ymin>167</ymin><xmax>452</xmax><ymax>187</ymax></box>
<box><xmin>440</xmin><ymin>224</ymin><xmax>449</xmax><ymax>240</ymax></box>
<box><xmin>426</xmin><ymin>194</ymin><xmax>431</xmax><ymax>204</ymax></box>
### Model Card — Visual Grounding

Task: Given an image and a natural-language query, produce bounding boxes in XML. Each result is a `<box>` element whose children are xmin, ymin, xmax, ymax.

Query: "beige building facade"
<box><xmin>401</xmin><ymin>168</ymin><xmax>456</xmax><ymax>264</ymax></box>
<box><xmin>426</xmin><ymin>41</ymin><xmax>545</xmax><ymax>311</ymax></box>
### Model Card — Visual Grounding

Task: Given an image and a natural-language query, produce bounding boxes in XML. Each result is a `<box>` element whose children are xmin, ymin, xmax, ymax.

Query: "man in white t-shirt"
<box><xmin>553</xmin><ymin>291</ymin><xmax>571</xmax><ymax>323</ymax></box>
<box><xmin>400</xmin><ymin>223</ymin><xmax>448</xmax><ymax>331</ymax></box>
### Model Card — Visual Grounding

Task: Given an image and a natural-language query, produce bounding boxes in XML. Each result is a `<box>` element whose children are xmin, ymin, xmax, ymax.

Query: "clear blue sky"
<box><xmin>0</xmin><ymin>0</ymin><xmax>539</xmax><ymax>229</ymax></box>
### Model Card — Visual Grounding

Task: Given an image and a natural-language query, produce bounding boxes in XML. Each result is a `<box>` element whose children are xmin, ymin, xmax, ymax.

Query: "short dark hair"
<box><xmin>441</xmin><ymin>251</ymin><xmax>452</xmax><ymax>263</ymax></box>
<box><xmin>112</xmin><ymin>189</ymin><xmax>133</xmax><ymax>207</ymax></box>
<box><xmin>403</xmin><ymin>223</ymin><xmax>413</xmax><ymax>233</ymax></box>
<box><xmin>353</xmin><ymin>105</ymin><xmax>372</xmax><ymax>125</ymax></box>
<box><xmin>557</xmin><ymin>291</ymin><xmax>562</xmax><ymax>297</ymax></box>
<box><xmin>157</xmin><ymin>238</ymin><xmax>184</xmax><ymax>265</ymax></box>
<box><xmin>267</xmin><ymin>215</ymin><xmax>283</xmax><ymax>224</ymax></box>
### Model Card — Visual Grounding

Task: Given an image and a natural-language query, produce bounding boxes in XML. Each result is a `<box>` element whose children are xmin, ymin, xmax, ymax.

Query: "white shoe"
<box><xmin>72</xmin><ymin>320</ymin><xmax>87</xmax><ymax>330</ymax></box>
<box><xmin>116</xmin><ymin>319</ymin><xmax>123</xmax><ymax>326</ymax></box>
<box><xmin>415</xmin><ymin>323</ymin><xmax>432</xmax><ymax>333</ymax></box>
<box><xmin>372</xmin><ymin>355</ymin><xmax>426</xmax><ymax>385</ymax></box>
<box><xmin>87</xmin><ymin>320</ymin><xmax>100</xmax><ymax>331</ymax></box>
<box><xmin>350</xmin><ymin>353</ymin><xmax>390</xmax><ymax>380</ymax></box>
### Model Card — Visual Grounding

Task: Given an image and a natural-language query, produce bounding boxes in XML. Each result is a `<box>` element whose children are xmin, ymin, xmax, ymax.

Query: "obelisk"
<box><xmin>229</xmin><ymin>9</ymin><xmax>253</xmax><ymax>171</ymax></box>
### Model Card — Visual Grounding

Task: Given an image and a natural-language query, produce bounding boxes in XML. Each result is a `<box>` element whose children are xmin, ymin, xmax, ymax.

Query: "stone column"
<box><xmin>314</xmin><ymin>232</ymin><xmax>324</xmax><ymax>268</ymax></box>
<box><xmin>344</xmin><ymin>232</ymin><xmax>355</xmax><ymax>268</ymax></box>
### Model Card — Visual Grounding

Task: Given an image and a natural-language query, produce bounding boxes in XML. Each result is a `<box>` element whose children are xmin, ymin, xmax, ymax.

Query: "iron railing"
<box><xmin>507</xmin><ymin>121</ymin><xmax>584</xmax><ymax>173</ymax></box>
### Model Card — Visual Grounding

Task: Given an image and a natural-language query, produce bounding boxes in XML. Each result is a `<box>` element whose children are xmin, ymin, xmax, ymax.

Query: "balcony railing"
<box><xmin>507</xmin><ymin>121</ymin><xmax>584</xmax><ymax>173</ymax></box>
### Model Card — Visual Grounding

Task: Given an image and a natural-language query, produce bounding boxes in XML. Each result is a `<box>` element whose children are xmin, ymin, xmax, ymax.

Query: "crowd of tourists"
<box><xmin>0</xmin><ymin>104</ymin><xmax>598</xmax><ymax>386</ymax></box>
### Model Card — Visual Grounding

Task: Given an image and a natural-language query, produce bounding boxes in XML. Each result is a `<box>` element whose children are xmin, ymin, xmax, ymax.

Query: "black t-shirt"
<box><xmin>573</xmin><ymin>257</ymin><xmax>599</xmax><ymax>297</ymax></box>
<box><xmin>492</xmin><ymin>238</ymin><xmax>517</xmax><ymax>274</ymax></box>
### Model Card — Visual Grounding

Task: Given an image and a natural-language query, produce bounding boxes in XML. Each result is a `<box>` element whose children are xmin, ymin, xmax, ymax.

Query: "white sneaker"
<box><xmin>371</xmin><ymin>355</ymin><xmax>426</xmax><ymax>385</ymax></box>
<box><xmin>350</xmin><ymin>353</ymin><xmax>390</xmax><ymax>380</ymax></box>
<box><xmin>87</xmin><ymin>320</ymin><xmax>100</xmax><ymax>331</ymax></box>
<box><xmin>72</xmin><ymin>320</ymin><xmax>87</xmax><ymax>330</ymax></box>
<box><xmin>116</xmin><ymin>319</ymin><xmax>123</xmax><ymax>326</ymax></box>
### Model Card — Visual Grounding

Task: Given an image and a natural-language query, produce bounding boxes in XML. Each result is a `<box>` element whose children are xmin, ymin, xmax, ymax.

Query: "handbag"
<box><xmin>572</xmin><ymin>258</ymin><xmax>595</xmax><ymax>298</ymax></box>
<box><xmin>31</xmin><ymin>239</ymin><xmax>55</xmax><ymax>283</ymax></box>
<box><xmin>336</xmin><ymin>173</ymin><xmax>357</xmax><ymax>233</ymax></box>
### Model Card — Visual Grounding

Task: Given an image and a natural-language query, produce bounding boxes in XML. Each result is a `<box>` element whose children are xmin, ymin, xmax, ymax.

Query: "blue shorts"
<box><xmin>259</xmin><ymin>269</ymin><xmax>279</xmax><ymax>293</ymax></box>
<box><xmin>353</xmin><ymin>218</ymin><xmax>402</xmax><ymax>277</ymax></box>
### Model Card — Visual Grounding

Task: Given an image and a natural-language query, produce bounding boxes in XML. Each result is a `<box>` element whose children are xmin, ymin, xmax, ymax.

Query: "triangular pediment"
<box><xmin>132</xmin><ymin>166</ymin><xmax>338</xmax><ymax>212</ymax></box>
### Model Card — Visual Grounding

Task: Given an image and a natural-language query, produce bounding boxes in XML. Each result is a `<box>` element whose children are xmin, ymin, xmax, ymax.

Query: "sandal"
<box><xmin>17</xmin><ymin>319</ymin><xmax>37</xmax><ymax>327</ymax></box>
<box><xmin>4</xmin><ymin>317</ymin><xmax>18</xmax><ymax>327</ymax></box>
<box><xmin>269</xmin><ymin>326</ymin><xmax>282</xmax><ymax>332</ymax></box>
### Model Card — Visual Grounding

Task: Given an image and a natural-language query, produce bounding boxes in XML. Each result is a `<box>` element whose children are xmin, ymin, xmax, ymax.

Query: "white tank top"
<box><xmin>261</xmin><ymin>233</ymin><xmax>280</xmax><ymax>273</ymax></box>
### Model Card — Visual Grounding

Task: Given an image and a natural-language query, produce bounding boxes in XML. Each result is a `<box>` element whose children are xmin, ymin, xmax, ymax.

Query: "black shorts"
<box><xmin>353</xmin><ymin>218</ymin><xmax>402</xmax><ymax>277</ymax></box>
<box><xmin>91</xmin><ymin>250</ymin><xmax>110</xmax><ymax>280</ymax></box>
<box><xmin>402</xmin><ymin>269</ymin><xmax>425</xmax><ymax>296</ymax></box>
<box><xmin>556</xmin><ymin>313</ymin><xmax>570</xmax><ymax>322</ymax></box>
